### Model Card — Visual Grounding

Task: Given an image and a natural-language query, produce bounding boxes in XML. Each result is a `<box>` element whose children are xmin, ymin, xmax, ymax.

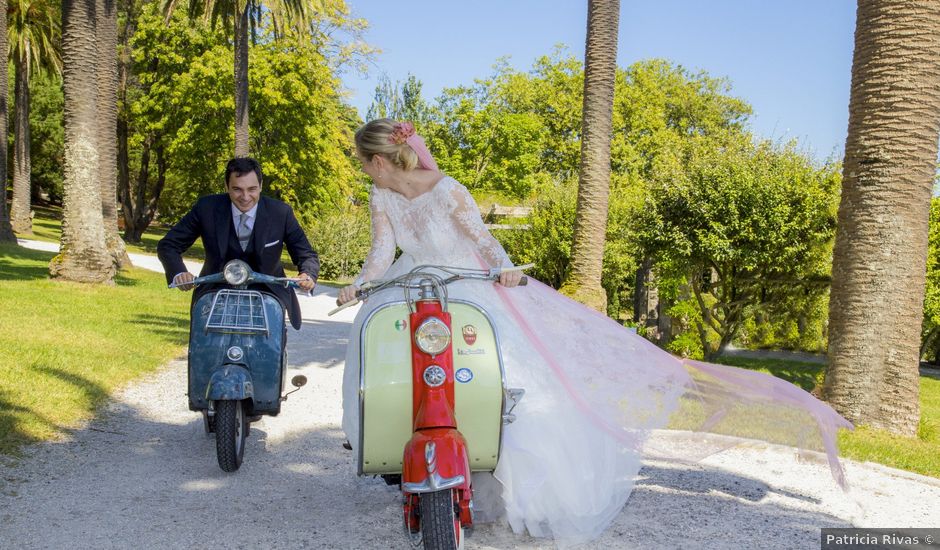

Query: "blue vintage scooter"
<box><xmin>171</xmin><ymin>259</ymin><xmax>307</xmax><ymax>472</ymax></box>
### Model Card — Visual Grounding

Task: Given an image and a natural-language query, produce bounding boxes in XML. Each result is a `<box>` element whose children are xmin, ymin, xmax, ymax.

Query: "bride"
<box><xmin>338</xmin><ymin>118</ymin><xmax>851</xmax><ymax>546</ymax></box>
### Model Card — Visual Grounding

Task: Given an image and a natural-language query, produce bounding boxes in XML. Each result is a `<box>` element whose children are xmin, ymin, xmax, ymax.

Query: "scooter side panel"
<box><xmin>360</xmin><ymin>305</ymin><xmax>413</xmax><ymax>474</ymax></box>
<box><xmin>451</xmin><ymin>303</ymin><xmax>502</xmax><ymax>471</ymax></box>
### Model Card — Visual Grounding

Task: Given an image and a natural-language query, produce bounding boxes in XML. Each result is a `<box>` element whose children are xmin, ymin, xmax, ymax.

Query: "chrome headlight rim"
<box><xmin>414</xmin><ymin>317</ymin><xmax>452</xmax><ymax>355</ymax></box>
<box><xmin>223</xmin><ymin>260</ymin><xmax>250</xmax><ymax>286</ymax></box>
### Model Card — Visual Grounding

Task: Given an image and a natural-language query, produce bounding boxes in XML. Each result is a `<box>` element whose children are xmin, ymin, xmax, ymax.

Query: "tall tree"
<box><xmin>9</xmin><ymin>0</ymin><xmax>62</xmax><ymax>235</ymax></box>
<box><xmin>824</xmin><ymin>0</ymin><xmax>940</xmax><ymax>435</ymax></box>
<box><xmin>366</xmin><ymin>74</ymin><xmax>430</xmax><ymax>126</ymax></box>
<box><xmin>50</xmin><ymin>0</ymin><xmax>115</xmax><ymax>283</ymax></box>
<box><xmin>563</xmin><ymin>0</ymin><xmax>620</xmax><ymax>312</ymax></box>
<box><xmin>0</xmin><ymin>0</ymin><xmax>16</xmax><ymax>244</ymax></box>
<box><xmin>97</xmin><ymin>0</ymin><xmax>129</xmax><ymax>266</ymax></box>
<box><xmin>161</xmin><ymin>0</ymin><xmax>321</xmax><ymax>157</ymax></box>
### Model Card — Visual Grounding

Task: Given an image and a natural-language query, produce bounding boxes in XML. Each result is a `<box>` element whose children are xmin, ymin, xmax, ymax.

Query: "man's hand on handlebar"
<box><xmin>172</xmin><ymin>272</ymin><xmax>196</xmax><ymax>291</ymax></box>
<box><xmin>296</xmin><ymin>272</ymin><xmax>316</xmax><ymax>292</ymax></box>
<box><xmin>338</xmin><ymin>284</ymin><xmax>360</xmax><ymax>305</ymax></box>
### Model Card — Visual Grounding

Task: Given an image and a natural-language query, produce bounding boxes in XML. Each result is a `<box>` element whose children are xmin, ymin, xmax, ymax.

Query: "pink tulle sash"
<box><xmin>492</xmin><ymin>277</ymin><xmax>852</xmax><ymax>489</ymax></box>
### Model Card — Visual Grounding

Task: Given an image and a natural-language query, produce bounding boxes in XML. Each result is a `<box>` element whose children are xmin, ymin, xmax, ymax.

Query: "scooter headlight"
<box><xmin>414</xmin><ymin>317</ymin><xmax>451</xmax><ymax>355</ymax></box>
<box><xmin>223</xmin><ymin>260</ymin><xmax>250</xmax><ymax>285</ymax></box>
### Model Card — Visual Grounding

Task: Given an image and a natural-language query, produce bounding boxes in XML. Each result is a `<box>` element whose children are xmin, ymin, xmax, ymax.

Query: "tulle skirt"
<box><xmin>341</xmin><ymin>254</ymin><xmax>851</xmax><ymax>546</ymax></box>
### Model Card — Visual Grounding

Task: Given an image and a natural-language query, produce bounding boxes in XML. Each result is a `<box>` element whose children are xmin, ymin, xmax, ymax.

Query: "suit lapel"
<box><xmin>215</xmin><ymin>195</ymin><xmax>231</xmax><ymax>260</ymax></box>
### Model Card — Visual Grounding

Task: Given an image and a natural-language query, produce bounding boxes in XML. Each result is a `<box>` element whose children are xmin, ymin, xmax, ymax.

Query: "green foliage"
<box><xmin>128</xmin><ymin>7</ymin><xmax>359</xmax><ymax>224</ymax></box>
<box><xmin>304</xmin><ymin>203</ymin><xmax>371</xmax><ymax>281</ymax></box>
<box><xmin>921</xmin><ymin>198</ymin><xmax>940</xmax><ymax>362</ymax></box>
<box><xmin>8</xmin><ymin>0</ymin><xmax>62</xmax><ymax>75</ymax></box>
<box><xmin>737</xmin><ymin>290</ymin><xmax>830</xmax><ymax>352</ymax></box>
<box><xmin>497</xmin><ymin>177</ymin><xmax>639</xmax><ymax>319</ymax></box>
<box><xmin>25</xmin><ymin>72</ymin><xmax>64</xmax><ymax>202</ymax></box>
<box><xmin>425</xmin><ymin>52</ymin><xmax>582</xmax><ymax>198</ymax></box>
<box><xmin>366</xmin><ymin>74</ymin><xmax>432</xmax><ymax>125</ymax></box>
<box><xmin>636</xmin><ymin>139</ymin><xmax>840</xmax><ymax>358</ymax></box>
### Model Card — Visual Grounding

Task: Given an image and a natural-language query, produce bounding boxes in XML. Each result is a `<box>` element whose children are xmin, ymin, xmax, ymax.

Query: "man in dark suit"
<box><xmin>157</xmin><ymin>157</ymin><xmax>318</xmax><ymax>330</ymax></box>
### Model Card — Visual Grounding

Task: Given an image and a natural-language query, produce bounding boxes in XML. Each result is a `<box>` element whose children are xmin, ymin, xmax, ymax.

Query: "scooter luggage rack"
<box><xmin>205</xmin><ymin>289</ymin><xmax>269</xmax><ymax>335</ymax></box>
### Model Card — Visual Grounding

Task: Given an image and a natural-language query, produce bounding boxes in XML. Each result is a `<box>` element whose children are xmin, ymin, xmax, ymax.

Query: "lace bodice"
<box><xmin>354</xmin><ymin>177</ymin><xmax>512</xmax><ymax>285</ymax></box>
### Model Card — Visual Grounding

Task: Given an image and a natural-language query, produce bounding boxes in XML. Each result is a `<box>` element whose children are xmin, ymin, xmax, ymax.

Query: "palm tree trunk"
<box><xmin>0</xmin><ymin>0</ymin><xmax>16</xmax><ymax>244</ymax></box>
<box><xmin>97</xmin><ymin>0</ymin><xmax>129</xmax><ymax>267</ymax></box>
<box><xmin>11</xmin><ymin>53</ymin><xmax>32</xmax><ymax>234</ymax></box>
<box><xmin>824</xmin><ymin>0</ymin><xmax>940</xmax><ymax>435</ymax></box>
<box><xmin>51</xmin><ymin>0</ymin><xmax>115</xmax><ymax>283</ymax></box>
<box><xmin>564</xmin><ymin>0</ymin><xmax>620</xmax><ymax>312</ymax></box>
<box><xmin>233</xmin><ymin>2</ymin><xmax>250</xmax><ymax>157</ymax></box>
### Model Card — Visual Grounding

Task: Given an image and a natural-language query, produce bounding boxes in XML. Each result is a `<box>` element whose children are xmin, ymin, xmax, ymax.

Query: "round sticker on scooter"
<box><xmin>455</xmin><ymin>368</ymin><xmax>473</xmax><ymax>383</ymax></box>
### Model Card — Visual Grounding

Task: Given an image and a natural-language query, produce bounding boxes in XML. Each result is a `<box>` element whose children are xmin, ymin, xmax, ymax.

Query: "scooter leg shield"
<box><xmin>206</xmin><ymin>364</ymin><xmax>255</xmax><ymax>401</ymax></box>
<box><xmin>402</xmin><ymin>429</ymin><xmax>471</xmax><ymax>494</ymax></box>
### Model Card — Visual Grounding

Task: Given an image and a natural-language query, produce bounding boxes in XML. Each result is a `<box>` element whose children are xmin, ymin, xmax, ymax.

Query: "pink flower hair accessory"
<box><xmin>388</xmin><ymin>121</ymin><xmax>416</xmax><ymax>145</ymax></box>
<box><xmin>387</xmin><ymin>120</ymin><xmax>439</xmax><ymax>171</ymax></box>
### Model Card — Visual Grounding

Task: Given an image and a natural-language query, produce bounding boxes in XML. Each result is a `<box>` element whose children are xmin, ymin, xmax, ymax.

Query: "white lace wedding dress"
<box><xmin>341</xmin><ymin>176</ymin><xmax>850</xmax><ymax>546</ymax></box>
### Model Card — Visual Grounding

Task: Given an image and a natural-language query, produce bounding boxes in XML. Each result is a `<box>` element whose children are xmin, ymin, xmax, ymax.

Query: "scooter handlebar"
<box><xmin>328</xmin><ymin>297</ymin><xmax>360</xmax><ymax>316</ymax></box>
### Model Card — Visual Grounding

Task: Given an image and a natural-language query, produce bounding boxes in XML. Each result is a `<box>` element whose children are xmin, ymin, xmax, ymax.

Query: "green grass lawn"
<box><xmin>0</xmin><ymin>244</ymin><xmax>190</xmax><ymax>454</ymax></box>
<box><xmin>716</xmin><ymin>356</ymin><xmax>940</xmax><ymax>479</ymax></box>
<box><xmin>24</xmin><ymin>204</ymin><xmax>207</xmax><ymax>260</ymax></box>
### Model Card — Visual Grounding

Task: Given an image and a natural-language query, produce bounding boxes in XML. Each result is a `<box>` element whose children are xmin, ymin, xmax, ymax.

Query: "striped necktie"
<box><xmin>237</xmin><ymin>212</ymin><xmax>251</xmax><ymax>251</ymax></box>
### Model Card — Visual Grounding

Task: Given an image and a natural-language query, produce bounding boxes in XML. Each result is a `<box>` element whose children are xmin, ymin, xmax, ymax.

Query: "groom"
<box><xmin>157</xmin><ymin>157</ymin><xmax>319</xmax><ymax>330</ymax></box>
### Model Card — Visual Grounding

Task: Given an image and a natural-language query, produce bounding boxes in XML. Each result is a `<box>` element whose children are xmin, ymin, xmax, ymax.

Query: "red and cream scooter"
<box><xmin>331</xmin><ymin>264</ymin><xmax>528</xmax><ymax>550</ymax></box>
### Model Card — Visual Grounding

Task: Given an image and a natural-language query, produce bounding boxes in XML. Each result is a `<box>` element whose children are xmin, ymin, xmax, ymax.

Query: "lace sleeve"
<box><xmin>448</xmin><ymin>181</ymin><xmax>512</xmax><ymax>268</ymax></box>
<box><xmin>354</xmin><ymin>189</ymin><xmax>396</xmax><ymax>286</ymax></box>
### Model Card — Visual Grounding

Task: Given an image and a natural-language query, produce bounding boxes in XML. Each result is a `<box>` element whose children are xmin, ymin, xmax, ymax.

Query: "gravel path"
<box><xmin>3</xmin><ymin>240</ymin><xmax>939</xmax><ymax>549</ymax></box>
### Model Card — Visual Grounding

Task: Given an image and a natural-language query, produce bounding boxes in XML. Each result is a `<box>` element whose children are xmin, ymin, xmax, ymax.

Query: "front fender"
<box><xmin>402</xmin><ymin>429</ymin><xmax>471</xmax><ymax>494</ymax></box>
<box><xmin>206</xmin><ymin>364</ymin><xmax>254</xmax><ymax>401</ymax></box>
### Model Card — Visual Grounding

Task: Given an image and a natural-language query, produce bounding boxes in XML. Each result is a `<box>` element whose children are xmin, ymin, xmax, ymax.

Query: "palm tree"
<box><xmin>50</xmin><ymin>0</ymin><xmax>115</xmax><ymax>283</ymax></box>
<box><xmin>0</xmin><ymin>0</ymin><xmax>16</xmax><ymax>244</ymax></box>
<box><xmin>161</xmin><ymin>0</ymin><xmax>321</xmax><ymax>157</ymax></box>
<box><xmin>8</xmin><ymin>0</ymin><xmax>62</xmax><ymax>235</ymax></box>
<box><xmin>563</xmin><ymin>0</ymin><xmax>620</xmax><ymax>312</ymax></box>
<box><xmin>824</xmin><ymin>0</ymin><xmax>940</xmax><ymax>435</ymax></box>
<box><xmin>98</xmin><ymin>0</ymin><xmax>129</xmax><ymax>266</ymax></box>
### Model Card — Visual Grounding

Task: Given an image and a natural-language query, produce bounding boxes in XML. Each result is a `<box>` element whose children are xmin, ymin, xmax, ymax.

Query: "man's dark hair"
<box><xmin>225</xmin><ymin>157</ymin><xmax>263</xmax><ymax>187</ymax></box>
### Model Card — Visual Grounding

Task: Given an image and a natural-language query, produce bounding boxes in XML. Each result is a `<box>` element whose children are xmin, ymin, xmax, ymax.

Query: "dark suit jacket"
<box><xmin>157</xmin><ymin>194</ymin><xmax>319</xmax><ymax>330</ymax></box>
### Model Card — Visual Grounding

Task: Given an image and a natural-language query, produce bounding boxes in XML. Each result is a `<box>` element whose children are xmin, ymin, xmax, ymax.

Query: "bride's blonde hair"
<box><xmin>354</xmin><ymin>118</ymin><xmax>419</xmax><ymax>171</ymax></box>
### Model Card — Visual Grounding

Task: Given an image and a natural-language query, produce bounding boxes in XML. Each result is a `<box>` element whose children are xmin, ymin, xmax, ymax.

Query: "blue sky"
<box><xmin>339</xmin><ymin>1</ymin><xmax>857</xmax><ymax>162</ymax></box>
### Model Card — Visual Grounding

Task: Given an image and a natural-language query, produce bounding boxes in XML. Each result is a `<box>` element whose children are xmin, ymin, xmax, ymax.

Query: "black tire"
<box><xmin>420</xmin><ymin>490</ymin><xmax>461</xmax><ymax>550</ymax></box>
<box><xmin>215</xmin><ymin>400</ymin><xmax>247</xmax><ymax>472</ymax></box>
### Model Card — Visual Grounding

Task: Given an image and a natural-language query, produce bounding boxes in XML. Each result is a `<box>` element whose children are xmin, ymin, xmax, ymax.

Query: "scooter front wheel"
<box><xmin>419</xmin><ymin>489</ymin><xmax>463</xmax><ymax>550</ymax></box>
<box><xmin>214</xmin><ymin>399</ymin><xmax>247</xmax><ymax>472</ymax></box>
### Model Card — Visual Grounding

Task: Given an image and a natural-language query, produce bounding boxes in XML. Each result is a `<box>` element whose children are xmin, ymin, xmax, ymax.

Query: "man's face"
<box><xmin>227</xmin><ymin>171</ymin><xmax>261</xmax><ymax>212</ymax></box>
